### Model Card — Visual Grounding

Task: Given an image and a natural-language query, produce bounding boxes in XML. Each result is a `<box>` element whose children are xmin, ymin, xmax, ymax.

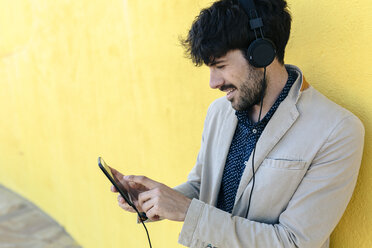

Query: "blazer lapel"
<box><xmin>234</xmin><ymin>98</ymin><xmax>299</xmax><ymax>204</ymax></box>
<box><xmin>210</xmin><ymin>109</ymin><xmax>237</xmax><ymax>206</ymax></box>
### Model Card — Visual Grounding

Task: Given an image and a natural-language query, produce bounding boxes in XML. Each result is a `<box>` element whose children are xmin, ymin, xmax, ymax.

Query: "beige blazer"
<box><xmin>174</xmin><ymin>65</ymin><xmax>365</xmax><ymax>248</ymax></box>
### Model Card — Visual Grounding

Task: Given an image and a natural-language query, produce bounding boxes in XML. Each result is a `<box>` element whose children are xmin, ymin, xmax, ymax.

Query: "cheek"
<box><xmin>248</xmin><ymin>67</ymin><xmax>264</xmax><ymax>81</ymax></box>
<box><xmin>231</xmin><ymin>64</ymin><xmax>253</xmax><ymax>83</ymax></box>
<box><xmin>226</xmin><ymin>71</ymin><xmax>244</xmax><ymax>86</ymax></box>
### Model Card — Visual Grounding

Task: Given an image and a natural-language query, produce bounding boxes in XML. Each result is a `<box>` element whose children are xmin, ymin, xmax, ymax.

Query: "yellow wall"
<box><xmin>0</xmin><ymin>0</ymin><xmax>370</xmax><ymax>247</ymax></box>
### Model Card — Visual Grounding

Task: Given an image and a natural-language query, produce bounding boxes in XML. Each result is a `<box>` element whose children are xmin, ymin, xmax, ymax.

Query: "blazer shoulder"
<box><xmin>209</xmin><ymin>97</ymin><xmax>231</xmax><ymax>111</ymax></box>
<box><xmin>204</xmin><ymin>97</ymin><xmax>235</xmax><ymax>126</ymax></box>
<box><xmin>207</xmin><ymin>97</ymin><xmax>232</xmax><ymax>115</ymax></box>
<box><xmin>299</xmin><ymin>87</ymin><xmax>364</xmax><ymax>131</ymax></box>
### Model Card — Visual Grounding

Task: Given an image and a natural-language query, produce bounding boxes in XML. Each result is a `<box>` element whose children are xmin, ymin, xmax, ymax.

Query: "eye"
<box><xmin>216</xmin><ymin>65</ymin><xmax>225</xmax><ymax>69</ymax></box>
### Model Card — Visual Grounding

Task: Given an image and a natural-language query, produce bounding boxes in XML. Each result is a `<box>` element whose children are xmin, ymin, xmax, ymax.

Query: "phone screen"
<box><xmin>98</xmin><ymin>157</ymin><xmax>148</xmax><ymax>221</ymax></box>
<box><xmin>98</xmin><ymin>157</ymin><xmax>133</xmax><ymax>206</ymax></box>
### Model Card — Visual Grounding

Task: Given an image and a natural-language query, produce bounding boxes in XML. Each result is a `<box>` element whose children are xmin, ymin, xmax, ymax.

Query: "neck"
<box><xmin>249</xmin><ymin>60</ymin><xmax>288</xmax><ymax>123</ymax></box>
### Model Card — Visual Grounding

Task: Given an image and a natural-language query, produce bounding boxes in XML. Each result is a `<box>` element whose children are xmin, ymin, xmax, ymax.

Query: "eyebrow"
<box><xmin>209</xmin><ymin>59</ymin><xmax>226</xmax><ymax>66</ymax></box>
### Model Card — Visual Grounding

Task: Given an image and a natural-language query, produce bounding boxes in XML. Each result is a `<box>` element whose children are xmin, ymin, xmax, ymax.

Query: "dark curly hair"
<box><xmin>181</xmin><ymin>0</ymin><xmax>292</xmax><ymax>66</ymax></box>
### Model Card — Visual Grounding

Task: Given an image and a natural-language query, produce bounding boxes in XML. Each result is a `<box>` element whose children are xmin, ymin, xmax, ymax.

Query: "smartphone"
<box><xmin>98</xmin><ymin>157</ymin><xmax>147</xmax><ymax>221</ymax></box>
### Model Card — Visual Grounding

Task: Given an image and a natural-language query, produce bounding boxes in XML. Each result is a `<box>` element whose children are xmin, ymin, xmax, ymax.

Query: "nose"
<box><xmin>209</xmin><ymin>68</ymin><xmax>224</xmax><ymax>89</ymax></box>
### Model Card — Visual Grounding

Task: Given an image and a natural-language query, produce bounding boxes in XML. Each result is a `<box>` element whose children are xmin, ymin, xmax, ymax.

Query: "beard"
<box><xmin>230</xmin><ymin>68</ymin><xmax>267</xmax><ymax>111</ymax></box>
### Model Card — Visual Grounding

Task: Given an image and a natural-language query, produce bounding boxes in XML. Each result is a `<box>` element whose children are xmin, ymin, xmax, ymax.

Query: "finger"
<box><xmin>118</xmin><ymin>201</ymin><xmax>137</xmax><ymax>213</ymax></box>
<box><xmin>141</xmin><ymin>197</ymin><xmax>157</xmax><ymax>213</ymax></box>
<box><xmin>138</xmin><ymin>190</ymin><xmax>155</xmax><ymax>207</ymax></box>
<box><xmin>111</xmin><ymin>185</ymin><xmax>118</xmax><ymax>192</ymax></box>
<box><xmin>111</xmin><ymin>168</ymin><xmax>129</xmax><ymax>187</ymax></box>
<box><xmin>146</xmin><ymin>206</ymin><xmax>161</xmax><ymax>221</ymax></box>
<box><xmin>117</xmin><ymin>195</ymin><xmax>137</xmax><ymax>212</ymax></box>
<box><xmin>132</xmin><ymin>199</ymin><xmax>139</xmax><ymax>208</ymax></box>
<box><xmin>110</xmin><ymin>167</ymin><xmax>123</xmax><ymax>178</ymax></box>
<box><xmin>128</xmin><ymin>181</ymin><xmax>148</xmax><ymax>192</ymax></box>
<box><xmin>124</xmin><ymin>175</ymin><xmax>159</xmax><ymax>190</ymax></box>
<box><xmin>118</xmin><ymin>195</ymin><xmax>142</xmax><ymax>211</ymax></box>
<box><xmin>110</xmin><ymin>168</ymin><xmax>127</xmax><ymax>187</ymax></box>
<box><xmin>111</xmin><ymin>170</ymin><xmax>133</xmax><ymax>193</ymax></box>
<box><xmin>117</xmin><ymin>194</ymin><xmax>125</xmax><ymax>204</ymax></box>
<box><xmin>131</xmin><ymin>200</ymin><xmax>144</xmax><ymax>212</ymax></box>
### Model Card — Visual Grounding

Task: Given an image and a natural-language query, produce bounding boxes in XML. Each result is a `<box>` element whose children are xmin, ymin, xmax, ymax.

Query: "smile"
<box><xmin>226</xmin><ymin>88</ymin><xmax>236</xmax><ymax>100</ymax></box>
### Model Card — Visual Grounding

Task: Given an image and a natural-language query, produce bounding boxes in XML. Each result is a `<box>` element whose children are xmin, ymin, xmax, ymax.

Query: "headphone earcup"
<box><xmin>247</xmin><ymin>38</ymin><xmax>276</xmax><ymax>68</ymax></box>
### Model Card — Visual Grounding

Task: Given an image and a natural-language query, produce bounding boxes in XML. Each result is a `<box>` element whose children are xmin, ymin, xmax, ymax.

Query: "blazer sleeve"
<box><xmin>178</xmin><ymin>115</ymin><xmax>365</xmax><ymax>248</ymax></box>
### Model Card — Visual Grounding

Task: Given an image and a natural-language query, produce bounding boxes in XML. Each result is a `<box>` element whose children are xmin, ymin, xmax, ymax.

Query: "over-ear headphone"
<box><xmin>238</xmin><ymin>0</ymin><xmax>276</xmax><ymax>68</ymax></box>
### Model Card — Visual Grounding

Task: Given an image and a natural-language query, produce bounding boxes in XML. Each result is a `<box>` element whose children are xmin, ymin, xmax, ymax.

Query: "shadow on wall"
<box><xmin>0</xmin><ymin>184</ymin><xmax>81</xmax><ymax>247</ymax></box>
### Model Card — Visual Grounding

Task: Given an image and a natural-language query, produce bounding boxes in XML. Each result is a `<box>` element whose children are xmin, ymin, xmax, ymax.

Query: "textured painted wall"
<box><xmin>0</xmin><ymin>0</ymin><xmax>371</xmax><ymax>247</ymax></box>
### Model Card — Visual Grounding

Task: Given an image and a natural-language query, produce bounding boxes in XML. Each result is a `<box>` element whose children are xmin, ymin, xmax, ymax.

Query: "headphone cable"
<box><xmin>132</xmin><ymin>206</ymin><xmax>152</xmax><ymax>248</ymax></box>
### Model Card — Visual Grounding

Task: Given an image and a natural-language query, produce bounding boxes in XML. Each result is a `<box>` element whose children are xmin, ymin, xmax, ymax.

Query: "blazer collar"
<box><xmin>210</xmin><ymin>107</ymin><xmax>237</xmax><ymax>206</ymax></box>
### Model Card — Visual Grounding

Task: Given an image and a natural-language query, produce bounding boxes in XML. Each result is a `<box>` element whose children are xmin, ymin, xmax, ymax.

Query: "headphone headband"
<box><xmin>239</xmin><ymin>0</ymin><xmax>256</xmax><ymax>13</ymax></box>
<box><xmin>239</xmin><ymin>0</ymin><xmax>264</xmax><ymax>37</ymax></box>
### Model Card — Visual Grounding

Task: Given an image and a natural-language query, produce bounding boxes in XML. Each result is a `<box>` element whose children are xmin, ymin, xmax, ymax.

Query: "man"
<box><xmin>111</xmin><ymin>0</ymin><xmax>365</xmax><ymax>247</ymax></box>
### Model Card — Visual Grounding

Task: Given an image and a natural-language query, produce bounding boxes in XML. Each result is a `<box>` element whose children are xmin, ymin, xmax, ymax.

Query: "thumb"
<box><xmin>110</xmin><ymin>167</ymin><xmax>123</xmax><ymax>179</ymax></box>
<box><xmin>124</xmin><ymin>175</ymin><xmax>159</xmax><ymax>189</ymax></box>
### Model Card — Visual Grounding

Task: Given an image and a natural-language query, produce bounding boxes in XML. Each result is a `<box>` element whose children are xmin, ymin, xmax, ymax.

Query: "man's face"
<box><xmin>208</xmin><ymin>49</ymin><xmax>266</xmax><ymax>111</ymax></box>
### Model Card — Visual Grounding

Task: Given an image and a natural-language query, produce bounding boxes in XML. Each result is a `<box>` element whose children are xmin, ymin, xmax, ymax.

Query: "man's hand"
<box><xmin>124</xmin><ymin>175</ymin><xmax>192</xmax><ymax>222</ymax></box>
<box><xmin>110</xmin><ymin>168</ymin><xmax>148</xmax><ymax>213</ymax></box>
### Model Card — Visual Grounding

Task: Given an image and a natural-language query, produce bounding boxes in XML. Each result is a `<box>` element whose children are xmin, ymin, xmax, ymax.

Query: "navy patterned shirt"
<box><xmin>216</xmin><ymin>69</ymin><xmax>298</xmax><ymax>213</ymax></box>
